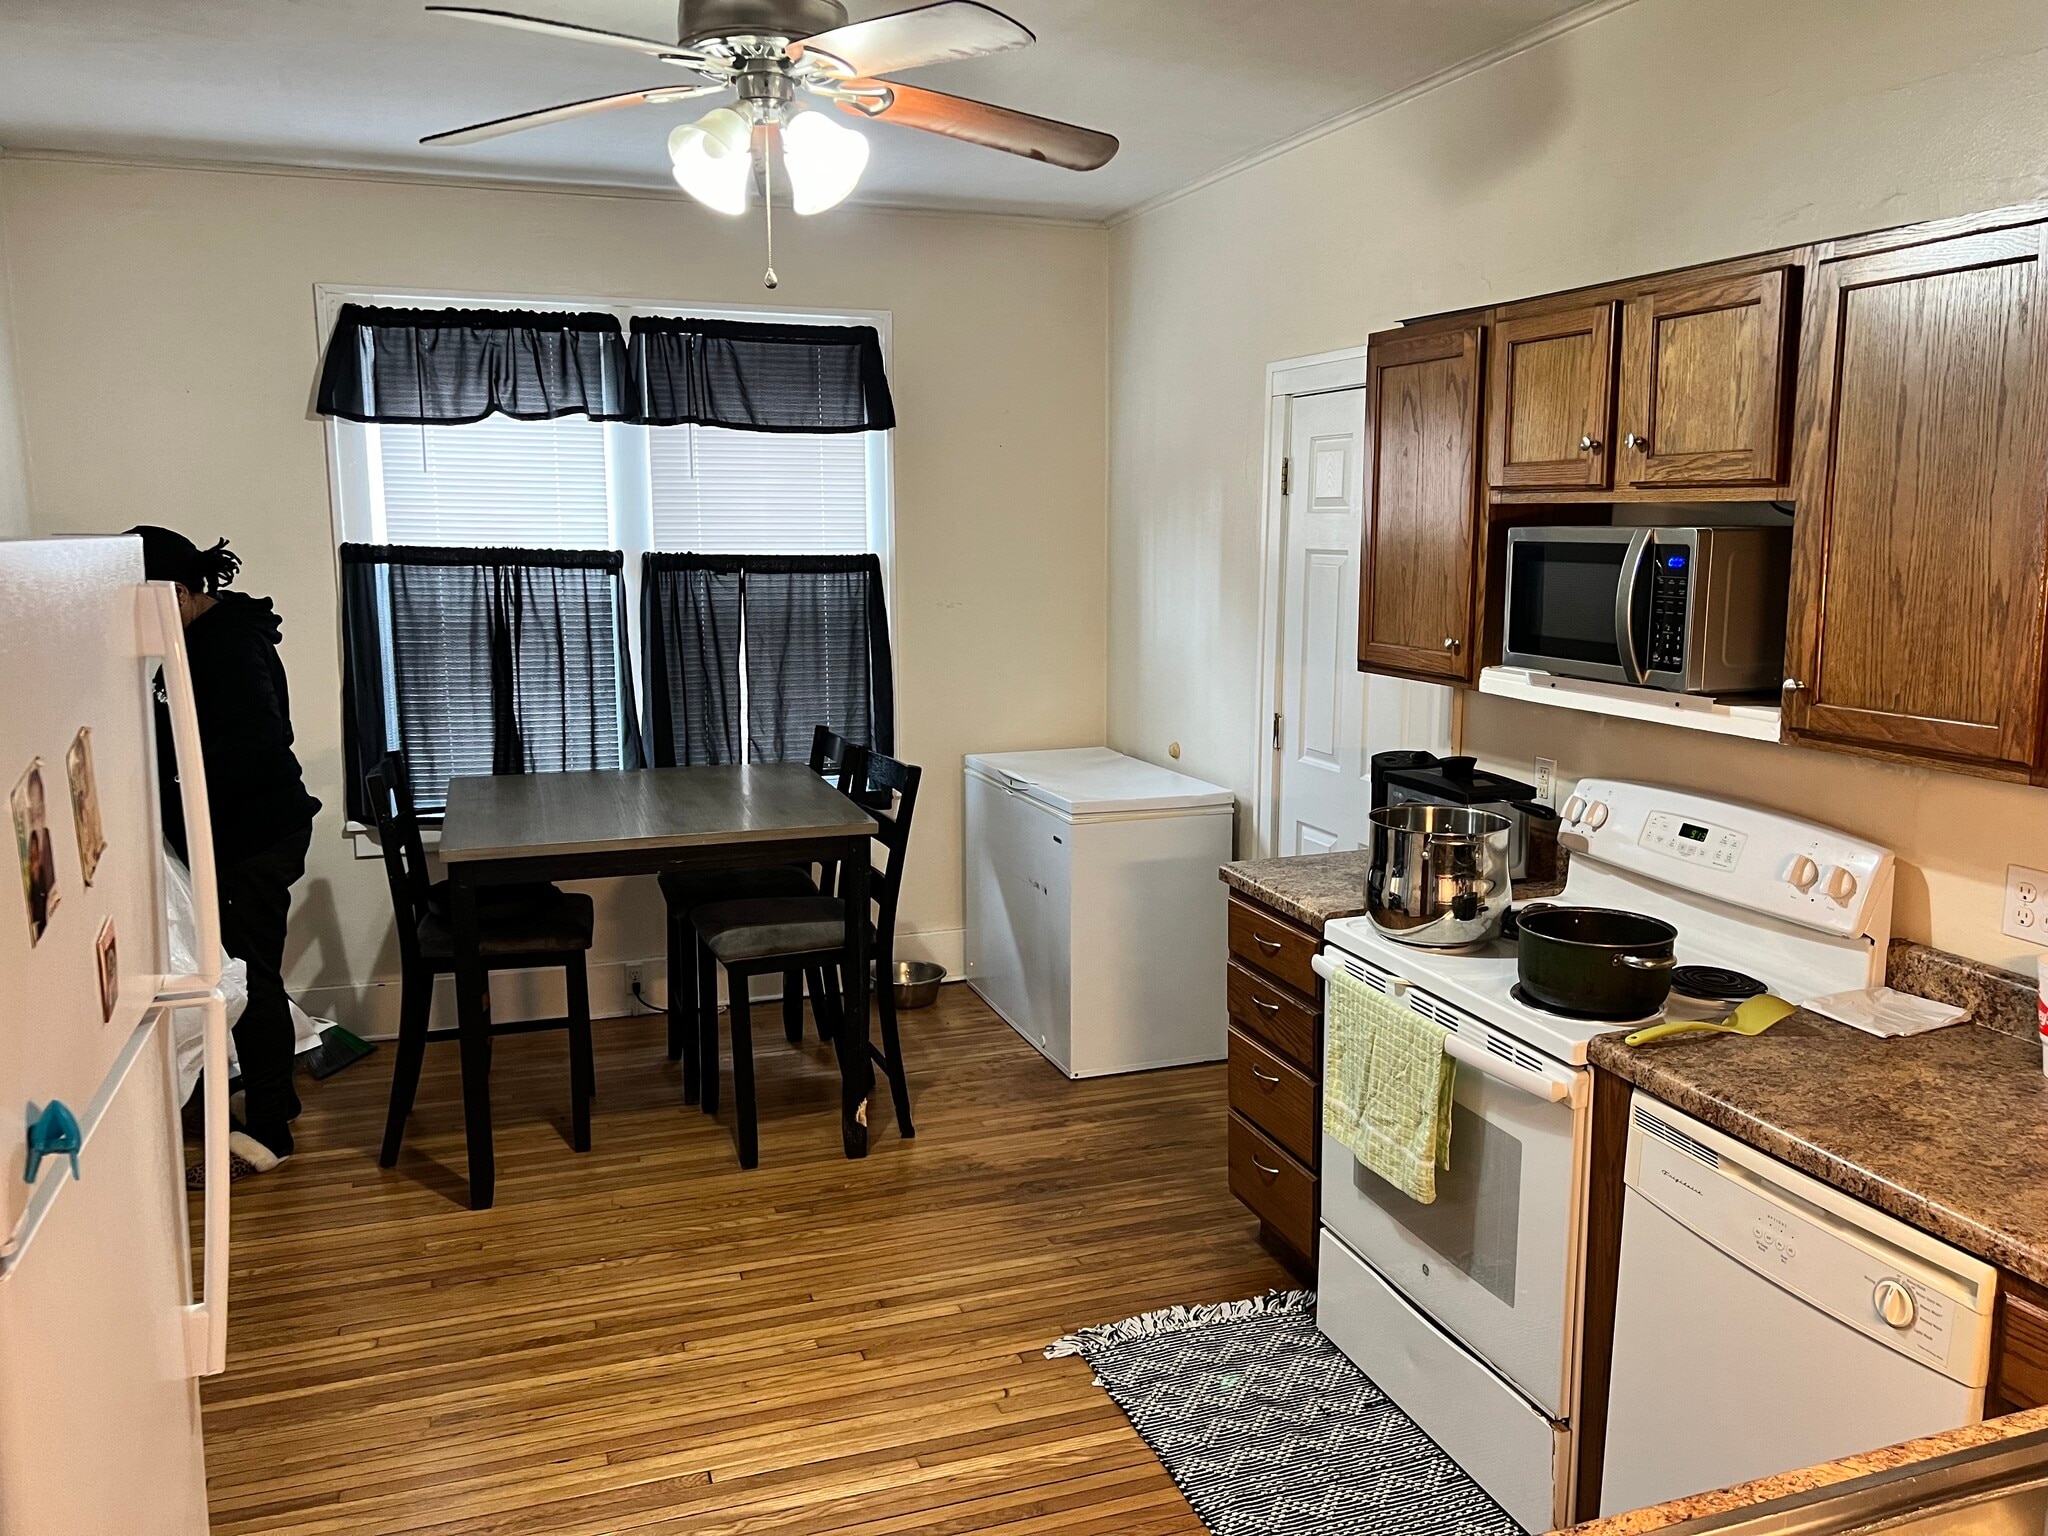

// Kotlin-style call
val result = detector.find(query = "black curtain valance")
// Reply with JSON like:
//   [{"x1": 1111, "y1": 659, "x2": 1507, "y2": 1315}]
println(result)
[
  {"x1": 338, "y1": 543, "x2": 643, "y2": 818},
  {"x1": 317, "y1": 305, "x2": 632, "y2": 425},
  {"x1": 628, "y1": 318, "x2": 896, "y2": 433},
  {"x1": 642, "y1": 552, "x2": 895, "y2": 768}
]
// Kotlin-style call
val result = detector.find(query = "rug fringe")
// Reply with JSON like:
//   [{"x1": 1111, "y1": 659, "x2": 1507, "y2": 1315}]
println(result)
[{"x1": 1044, "y1": 1288, "x2": 1316, "y2": 1360}]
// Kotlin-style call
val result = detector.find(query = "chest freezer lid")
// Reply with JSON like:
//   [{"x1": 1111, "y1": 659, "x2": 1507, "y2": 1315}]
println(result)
[{"x1": 965, "y1": 748, "x2": 1234, "y2": 816}]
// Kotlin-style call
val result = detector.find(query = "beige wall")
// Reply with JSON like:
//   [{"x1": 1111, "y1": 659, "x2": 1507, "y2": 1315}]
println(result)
[
  {"x1": 1, "y1": 156, "x2": 1109, "y2": 1025},
  {"x1": 1107, "y1": 0, "x2": 2048, "y2": 969},
  {"x1": 0, "y1": 197, "x2": 28, "y2": 538}
]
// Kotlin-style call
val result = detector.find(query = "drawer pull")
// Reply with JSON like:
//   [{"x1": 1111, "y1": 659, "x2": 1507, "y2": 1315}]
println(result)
[
  {"x1": 1251, "y1": 995, "x2": 1281, "y2": 1016},
  {"x1": 1251, "y1": 1156, "x2": 1281, "y2": 1179},
  {"x1": 1251, "y1": 1065, "x2": 1281, "y2": 1087},
  {"x1": 1252, "y1": 934, "x2": 1283, "y2": 955}
]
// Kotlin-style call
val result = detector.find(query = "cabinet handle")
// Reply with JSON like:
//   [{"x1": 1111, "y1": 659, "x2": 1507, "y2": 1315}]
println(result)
[
  {"x1": 1252, "y1": 934, "x2": 1283, "y2": 955},
  {"x1": 1251, "y1": 1065, "x2": 1281, "y2": 1087},
  {"x1": 1624, "y1": 432, "x2": 1650, "y2": 451},
  {"x1": 1252, "y1": 995, "x2": 1280, "y2": 1016},
  {"x1": 1252, "y1": 1155, "x2": 1282, "y2": 1179},
  {"x1": 1442, "y1": 637, "x2": 1461, "y2": 651},
  {"x1": 1580, "y1": 435, "x2": 1601, "y2": 452},
  {"x1": 1782, "y1": 679, "x2": 1807, "y2": 694}
]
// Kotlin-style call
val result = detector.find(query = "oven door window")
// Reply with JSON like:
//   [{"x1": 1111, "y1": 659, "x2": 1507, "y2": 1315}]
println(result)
[
  {"x1": 1356, "y1": 1100, "x2": 1521, "y2": 1305},
  {"x1": 1508, "y1": 540, "x2": 1627, "y2": 668}
]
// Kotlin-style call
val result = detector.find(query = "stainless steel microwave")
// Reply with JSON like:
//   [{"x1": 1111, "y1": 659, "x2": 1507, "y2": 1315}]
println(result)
[{"x1": 1501, "y1": 525, "x2": 1792, "y2": 693}]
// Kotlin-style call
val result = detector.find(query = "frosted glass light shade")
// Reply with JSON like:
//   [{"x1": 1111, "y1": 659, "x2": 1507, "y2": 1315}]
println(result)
[
  {"x1": 669, "y1": 108, "x2": 754, "y2": 216},
  {"x1": 782, "y1": 110, "x2": 870, "y2": 215}
]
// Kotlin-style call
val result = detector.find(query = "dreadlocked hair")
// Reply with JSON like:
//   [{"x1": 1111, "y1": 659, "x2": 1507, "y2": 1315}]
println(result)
[{"x1": 193, "y1": 538, "x2": 241, "y2": 593}]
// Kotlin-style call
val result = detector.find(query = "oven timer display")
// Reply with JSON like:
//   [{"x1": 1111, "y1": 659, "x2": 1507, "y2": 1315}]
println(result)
[{"x1": 1640, "y1": 811, "x2": 1747, "y2": 871}]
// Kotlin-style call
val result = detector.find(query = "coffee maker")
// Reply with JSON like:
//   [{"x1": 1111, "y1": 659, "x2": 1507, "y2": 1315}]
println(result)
[{"x1": 1369, "y1": 751, "x2": 1560, "y2": 883}]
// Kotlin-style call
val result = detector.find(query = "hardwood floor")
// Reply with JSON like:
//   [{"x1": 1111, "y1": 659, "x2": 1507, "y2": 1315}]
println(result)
[{"x1": 201, "y1": 985, "x2": 1291, "y2": 1534}]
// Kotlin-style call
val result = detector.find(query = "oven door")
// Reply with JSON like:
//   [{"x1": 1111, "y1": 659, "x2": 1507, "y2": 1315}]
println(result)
[
  {"x1": 1318, "y1": 977, "x2": 1591, "y2": 1417},
  {"x1": 1503, "y1": 526, "x2": 1655, "y2": 686}
]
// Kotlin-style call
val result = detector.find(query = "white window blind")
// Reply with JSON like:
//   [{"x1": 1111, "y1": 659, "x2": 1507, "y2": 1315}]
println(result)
[
  {"x1": 373, "y1": 416, "x2": 611, "y2": 548},
  {"x1": 648, "y1": 424, "x2": 868, "y2": 553}
]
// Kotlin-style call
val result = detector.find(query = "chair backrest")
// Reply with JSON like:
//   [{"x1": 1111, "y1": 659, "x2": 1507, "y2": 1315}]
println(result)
[
  {"x1": 365, "y1": 752, "x2": 432, "y2": 962},
  {"x1": 808, "y1": 724, "x2": 861, "y2": 794},
  {"x1": 857, "y1": 751, "x2": 921, "y2": 935}
]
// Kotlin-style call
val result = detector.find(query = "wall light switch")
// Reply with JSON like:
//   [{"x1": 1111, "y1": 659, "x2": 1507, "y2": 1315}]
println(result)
[{"x1": 2003, "y1": 864, "x2": 2048, "y2": 946}]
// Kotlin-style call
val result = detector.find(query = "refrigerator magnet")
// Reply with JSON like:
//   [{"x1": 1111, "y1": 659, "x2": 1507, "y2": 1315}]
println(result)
[
  {"x1": 12, "y1": 758, "x2": 60, "y2": 946},
  {"x1": 67, "y1": 727, "x2": 107, "y2": 887},
  {"x1": 94, "y1": 917, "x2": 118, "y2": 1023}
]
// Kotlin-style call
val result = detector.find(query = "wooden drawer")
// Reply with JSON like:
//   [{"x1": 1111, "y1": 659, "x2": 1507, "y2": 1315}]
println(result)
[
  {"x1": 1228, "y1": 896, "x2": 1321, "y2": 1000},
  {"x1": 1228, "y1": 1027, "x2": 1319, "y2": 1169},
  {"x1": 1995, "y1": 1283, "x2": 2048, "y2": 1410},
  {"x1": 1228, "y1": 961, "x2": 1319, "y2": 1072},
  {"x1": 1228, "y1": 1113, "x2": 1317, "y2": 1260}
]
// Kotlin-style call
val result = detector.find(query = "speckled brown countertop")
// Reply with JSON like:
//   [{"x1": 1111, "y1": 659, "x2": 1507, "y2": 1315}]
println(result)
[
  {"x1": 1556, "y1": 1405, "x2": 2048, "y2": 1535},
  {"x1": 1590, "y1": 1007, "x2": 2048, "y2": 1287},
  {"x1": 1221, "y1": 851, "x2": 1568, "y2": 933}
]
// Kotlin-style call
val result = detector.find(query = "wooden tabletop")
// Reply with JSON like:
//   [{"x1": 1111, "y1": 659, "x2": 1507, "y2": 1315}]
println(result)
[{"x1": 438, "y1": 764, "x2": 875, "y2": 865}]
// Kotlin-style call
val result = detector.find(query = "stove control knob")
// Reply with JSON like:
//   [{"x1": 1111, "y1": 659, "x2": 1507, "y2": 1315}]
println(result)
[
  {"x1": 1563, "y1": 795, "x2": 1587, "y2": 826},
  {"x1": 1583, "y1": 801, "x2": 1610, "y2": 830},
  {"x1": 1786, "y1": 855, "x2": 1820, "y2": 891},
  {"x1": 1873, "y1": 1278, "x2": 1917, "y2": 1331},
  {"x1": 1823, "y1": 865, "x2": 1859, "y2": 903}
]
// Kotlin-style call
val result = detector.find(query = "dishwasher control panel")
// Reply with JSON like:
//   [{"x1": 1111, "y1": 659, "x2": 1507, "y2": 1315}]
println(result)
[{"x1": 1626, "y1": 1102, "x2": 1993, "y2": 1383}]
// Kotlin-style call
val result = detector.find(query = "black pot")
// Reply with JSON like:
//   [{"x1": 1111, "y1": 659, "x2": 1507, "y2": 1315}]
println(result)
[{"x1": 1515, "y1": 905, "x2": 1678, "y2": 1019}]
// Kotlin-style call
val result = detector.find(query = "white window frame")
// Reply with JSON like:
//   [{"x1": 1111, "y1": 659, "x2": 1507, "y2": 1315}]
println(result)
[{"x1": 315, "y1": 283, "x2": 896, "y2": 848}]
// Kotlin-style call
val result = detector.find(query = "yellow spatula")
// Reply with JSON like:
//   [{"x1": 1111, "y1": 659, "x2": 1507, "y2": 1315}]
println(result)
[{"x1": 1625, "y1": 994, "x2": 1796, "y2": 1047}]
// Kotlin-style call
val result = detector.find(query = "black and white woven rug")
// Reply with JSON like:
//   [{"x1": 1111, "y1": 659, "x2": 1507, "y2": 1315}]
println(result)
[{"x1": 1046, "y1": 1290, "x2": 1524, "y2": 1536}]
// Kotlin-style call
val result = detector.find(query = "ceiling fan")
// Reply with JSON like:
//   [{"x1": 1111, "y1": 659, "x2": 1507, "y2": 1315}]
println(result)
[{"x1": 423, "y1": 0, "x2": 1118, "y2": 281}]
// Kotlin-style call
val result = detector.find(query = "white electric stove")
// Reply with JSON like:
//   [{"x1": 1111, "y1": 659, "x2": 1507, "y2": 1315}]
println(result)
[{"x1": 1314, "y1": 779, "x2": 1897, "y2": 1532}]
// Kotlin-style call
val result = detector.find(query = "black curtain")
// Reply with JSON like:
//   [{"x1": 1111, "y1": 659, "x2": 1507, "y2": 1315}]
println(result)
[
  {"x1": 641, "y1": 553, "x2": 894, "y2": 769},
  {"x1": 629, "y1": 318, "x2": 895, "y2": 433},
  {"x1": 340, "y1": 545, "x2": 643, "y2": 818},
  {"x1": 317, "y1": 305, "x2": 631, "y2": 425}
]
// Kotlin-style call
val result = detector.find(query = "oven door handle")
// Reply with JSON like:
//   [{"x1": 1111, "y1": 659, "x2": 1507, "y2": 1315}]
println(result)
[
  {"x1": 1612, "y1": 527, "x2": 1653, "y2": 686},
  {"x1": 1441, "y1": 1031, "x2": 1576, "y2": 1104}
]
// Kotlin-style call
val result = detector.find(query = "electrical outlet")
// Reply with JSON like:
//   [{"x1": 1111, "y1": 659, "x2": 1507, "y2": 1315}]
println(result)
[
  {"x1": 626, "y1": 965, "x2": 644, "y2": 993},
  {"x1": 2003, "y1": 865, "x2": 2048, "y2": 945},
  {"x1": 1533, "y1": 758, "x2": 1557, "y2": 809}
]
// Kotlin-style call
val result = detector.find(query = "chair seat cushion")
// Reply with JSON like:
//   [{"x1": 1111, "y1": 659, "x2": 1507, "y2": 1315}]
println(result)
[
  {"x1": 693, "y1": 896, "x2": 855, "y2": 966},
  {"x1": 658, "y1": 864, "x2": 819, "y2": 910},
  {"x1": 418, "y1": 891, "x2": 595, "y2": 961},
  {"x1": 426, "y1": 879, "x2": 565, "y2": 923}
]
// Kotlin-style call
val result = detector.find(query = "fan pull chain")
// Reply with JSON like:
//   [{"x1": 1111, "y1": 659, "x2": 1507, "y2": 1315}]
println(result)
[{"x1": 762, "y1": 144, "x2": 779, "y2": 291}]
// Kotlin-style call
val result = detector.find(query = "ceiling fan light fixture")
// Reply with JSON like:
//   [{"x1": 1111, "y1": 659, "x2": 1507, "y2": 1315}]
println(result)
[
  {"x1": 668, "y1": 106, "x2": 755, "y2": 215},
  {"x1": 781, "y1": 108, "x2": 870, "y2": 215}
]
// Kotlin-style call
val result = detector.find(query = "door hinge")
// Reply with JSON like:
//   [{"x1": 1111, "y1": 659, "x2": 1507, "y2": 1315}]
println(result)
[
  {"x1": 1272, "y1": 711, "x2": 1283, "y2": 749},
  {"x1": 1280, "y1": 457, "x2": 1292, "y2": 497}
]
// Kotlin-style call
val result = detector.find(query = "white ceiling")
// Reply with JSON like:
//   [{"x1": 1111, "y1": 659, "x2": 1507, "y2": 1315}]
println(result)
[{"x1": 0, "y1": 0, "x2": 1597, "y2": 221}]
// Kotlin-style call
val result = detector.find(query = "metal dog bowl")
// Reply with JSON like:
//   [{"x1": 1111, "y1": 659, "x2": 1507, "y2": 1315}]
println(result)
[{"x1": 885, "y1": 960, "x2": 946, "y2": 1009}]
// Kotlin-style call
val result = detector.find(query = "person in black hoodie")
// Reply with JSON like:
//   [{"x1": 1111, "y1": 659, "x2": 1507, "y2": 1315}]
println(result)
[{"x1": 130, "y1": 527, "x2": 321, "y2": 1182}]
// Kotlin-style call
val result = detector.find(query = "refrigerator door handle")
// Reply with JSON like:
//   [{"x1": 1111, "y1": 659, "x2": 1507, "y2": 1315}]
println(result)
[
  {"x1": 181, "y1": 991, "x2": 231, "y2": 1378},
  {"x1": 137, "y1": 583, "x2": 221, "y2": 998}
]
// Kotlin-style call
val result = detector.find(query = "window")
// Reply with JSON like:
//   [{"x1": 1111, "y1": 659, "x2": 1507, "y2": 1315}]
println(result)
[
  {"x1": 370, "y1": 418, "x2": 611, "y2": 549},
  {"x1": 649, "y1": 426, "x2": 870, "y2": 554}
]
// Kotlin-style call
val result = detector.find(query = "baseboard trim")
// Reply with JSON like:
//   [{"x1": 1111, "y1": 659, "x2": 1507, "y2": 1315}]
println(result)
[{"x1": 298, "y1": 927, "x2": 967, "y2": 1041}]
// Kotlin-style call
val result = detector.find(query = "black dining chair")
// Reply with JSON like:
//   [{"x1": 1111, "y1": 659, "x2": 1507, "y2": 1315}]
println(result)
[
  {"x1": 657, "y1": 726, "x2": 863, "y2": 1100},
  {"x1": 366, "y1": 752, "x2": 598, "y2": 1167},
  {"x1": 691, "y1": 749, "x2": 920, "y2": 1169}
]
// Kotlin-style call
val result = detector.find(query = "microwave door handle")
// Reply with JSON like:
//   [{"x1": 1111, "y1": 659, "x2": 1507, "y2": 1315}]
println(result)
[{"x1": 1613, "y1": 528, "x2": 1653, "y2": 685}]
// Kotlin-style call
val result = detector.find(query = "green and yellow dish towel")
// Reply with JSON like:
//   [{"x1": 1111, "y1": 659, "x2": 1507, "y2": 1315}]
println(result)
[{"x1": 1323, "y1": 965, "x2": 1456, "y2": 1204}]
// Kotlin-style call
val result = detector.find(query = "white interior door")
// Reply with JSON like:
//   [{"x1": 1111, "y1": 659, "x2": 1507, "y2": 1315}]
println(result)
[{"x1": 1273, "y1": 389, "x2": 1455, "y2": 856}]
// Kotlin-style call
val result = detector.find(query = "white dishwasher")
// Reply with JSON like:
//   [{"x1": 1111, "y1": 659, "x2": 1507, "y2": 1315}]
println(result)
[{"x1": 1601, "y1": 1098, "x2": 1997, "y2": 1517}]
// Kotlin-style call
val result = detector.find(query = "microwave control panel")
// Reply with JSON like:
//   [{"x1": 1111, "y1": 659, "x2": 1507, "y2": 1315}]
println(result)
[{"x1": 1646, "y1": 548, "x2": 1691, "y2": 673}]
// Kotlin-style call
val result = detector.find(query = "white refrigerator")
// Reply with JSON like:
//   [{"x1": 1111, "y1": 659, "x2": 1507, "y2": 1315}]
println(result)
[{"x1": 0, "y1": 536, "x2": 231, "y2": 1534}]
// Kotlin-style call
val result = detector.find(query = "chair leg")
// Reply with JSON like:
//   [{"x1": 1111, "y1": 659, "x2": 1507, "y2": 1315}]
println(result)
[
  {"x1": 665, "y1": 900, "x2": 686, "y2": 1064},
  {"x1": 816, "y1": 964, "x2": 845, "y2": 1040},
  {"x1": 808, "y1": 966, "x2": 836, "y2": 1042},
  {"x1": 729, "y1": 971, "x2": 759, "y2": 1170},
  {"x1": 872, "y1": 943, "x2": 915, "y2": 1140},
  {"x1": 378, "y1": 964, "x2": 433, "y2": 1168},
  {"x1": 782, "y1": 970, "x2": 805, "y2": 1044},
  {"x1": 567, "y1": 952, "x2": 593, "y2": 1154},
  {"x1": 697, "y1": 935, "x2": 720, "y2": 1117}
]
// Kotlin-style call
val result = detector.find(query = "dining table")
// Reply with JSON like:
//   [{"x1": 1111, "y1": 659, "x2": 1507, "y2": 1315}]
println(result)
[{"x1": 437, "y1": 762, "x2": 879, "y2": 1210}]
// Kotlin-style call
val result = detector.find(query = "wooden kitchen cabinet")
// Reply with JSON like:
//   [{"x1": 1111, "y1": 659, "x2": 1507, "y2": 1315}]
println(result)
[
  {"x1": 1487, "y1": 301, "x2": 1619, "y2": 490},
  {"x1": 1618, "y1": 267, "x2": 1795, "y2": 488},
  {"x1": 1357, "y1": 322, "x2": 1486, "y2": 682},
  {"x1": 1782, "y1": 216, "x2": 2048, "y2": 777},
  {"x1": 1224, "y1": 892, "x2": 1322, "y2": 1277}
]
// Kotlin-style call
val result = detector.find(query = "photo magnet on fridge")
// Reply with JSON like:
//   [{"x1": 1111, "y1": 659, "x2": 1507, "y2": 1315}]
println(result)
[
  {"x1": 95, "y1": 917, "x2": 118, "y2": 1024},
  {"x1": 67, "y1": 727, "x2": 107, "y2": 887},
  {"x1": 12, "y1": 758, "x2": 60, "y2": 946}
]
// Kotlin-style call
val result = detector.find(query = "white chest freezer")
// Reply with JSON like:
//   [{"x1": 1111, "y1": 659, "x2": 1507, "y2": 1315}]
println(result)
[{"x1": 963, "y1": 748, "x2": 1234, "y2": 1077}]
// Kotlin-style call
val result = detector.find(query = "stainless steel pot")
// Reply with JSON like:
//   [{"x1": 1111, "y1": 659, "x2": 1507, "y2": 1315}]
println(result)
[{"x1": 1367, "y1": 804, "x2": 1513, "y2": 949}]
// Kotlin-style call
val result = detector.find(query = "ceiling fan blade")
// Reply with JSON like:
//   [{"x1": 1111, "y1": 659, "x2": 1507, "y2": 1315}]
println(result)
[
  {"x1": 838, "y1": 81, "x2": 1117, "y2": 171},
  {"x1": 424, "y1": 7, "x2": 700, "y2": 61},
  {"x1": 422, "y1": 84, "x2": 722, "y2": 146},
  {"x1": 793, "y1": 1, "x2": 1032, "y2": 78}
]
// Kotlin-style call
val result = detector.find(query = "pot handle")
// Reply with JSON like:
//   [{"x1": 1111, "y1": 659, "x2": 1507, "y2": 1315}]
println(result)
[{"x1": 1618, "y1": 953, "x2": 1676, "y2": 972}]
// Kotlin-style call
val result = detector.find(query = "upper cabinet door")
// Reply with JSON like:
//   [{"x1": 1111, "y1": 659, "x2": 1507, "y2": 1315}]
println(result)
[
  {"x1": 1487, "y1": 302, "x2": 1618, "y2": 490},
  {"x1": 1784, "y1": 223, "x2": 2048, "y2": 773},
  {"x1": 1619, "y1": 268, "x2": 1794, "y2": 488},
  {"x1": 1359, "y1": 323, "x2": 1485, "y2": 683}
]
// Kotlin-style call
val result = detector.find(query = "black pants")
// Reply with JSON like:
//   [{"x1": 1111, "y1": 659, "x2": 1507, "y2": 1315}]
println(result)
[{"x1": 218, "y1": 825, "x2": 312, "y2": 1157}]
